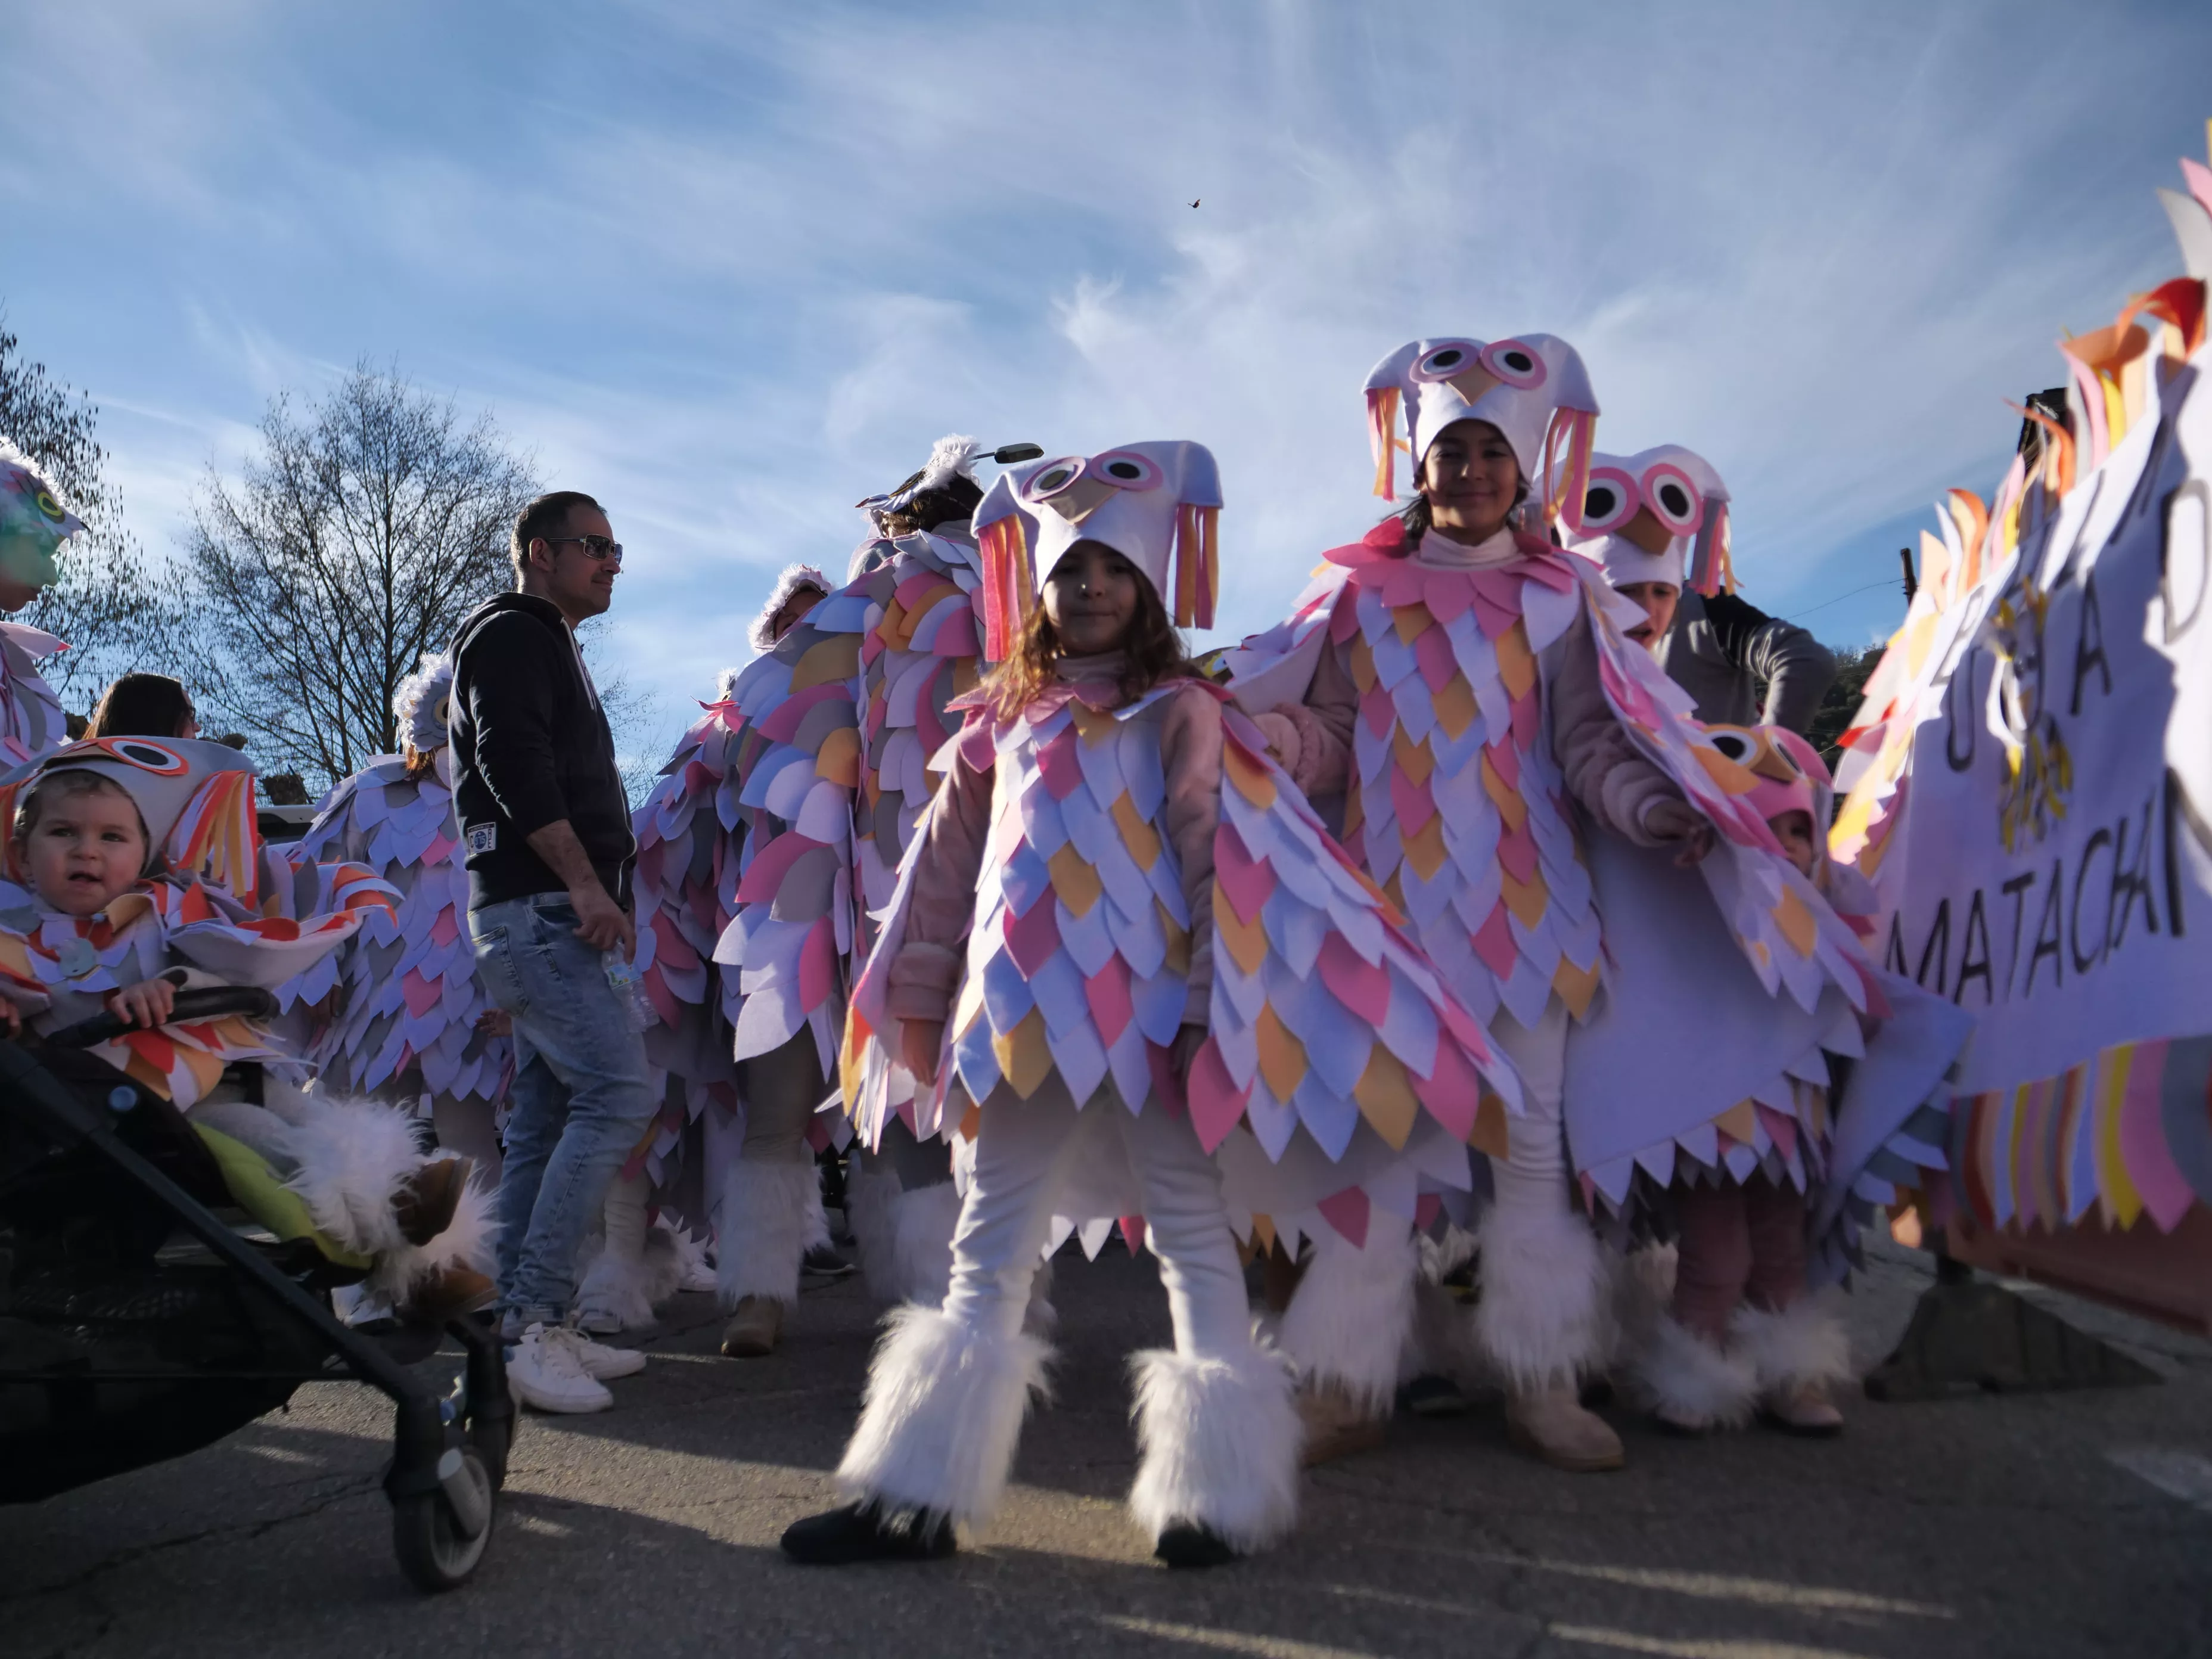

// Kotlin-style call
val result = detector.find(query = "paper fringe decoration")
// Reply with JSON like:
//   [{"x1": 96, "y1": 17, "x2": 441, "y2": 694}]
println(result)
[
  {"x1": 1539, "y1": 406, "x2": 1597, "y2": 533},
  {"x1": 978, "y1": 513, "x2": 1033, "y2": 662},
  {"x1": 1366, "y1": 386, "x2": 1407, "y2": 501},
  {"x1": 1688, "y1": 499, "x2": 1736, "y2": 597},
  {"x1": 1173, "y1": 504, "x2": 1219, "y2": 630}
]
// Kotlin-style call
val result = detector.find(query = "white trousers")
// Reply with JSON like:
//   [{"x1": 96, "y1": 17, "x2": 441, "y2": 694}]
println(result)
[
  {"x1": 1475, "y1": 997, "x2": 1612, "y2": 1390},
  {"x1": 835, "y1": 1091, "x2": 1301, "y2": 1550}
]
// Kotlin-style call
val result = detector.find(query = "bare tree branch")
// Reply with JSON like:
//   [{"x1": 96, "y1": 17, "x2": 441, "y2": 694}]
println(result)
[{"x1": 175, "y1": 362, "x2": 539, "y2": 789}]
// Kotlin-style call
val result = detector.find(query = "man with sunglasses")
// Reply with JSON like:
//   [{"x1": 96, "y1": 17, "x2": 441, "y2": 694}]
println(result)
[{"x1": 449, "y1": 490, "x2": 652, "y2": 1413}]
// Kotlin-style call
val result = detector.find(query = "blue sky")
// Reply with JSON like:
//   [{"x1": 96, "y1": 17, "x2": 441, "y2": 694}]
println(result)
[{"x1": 4, "y1": 1, "x2": 2207, "y2": 763}]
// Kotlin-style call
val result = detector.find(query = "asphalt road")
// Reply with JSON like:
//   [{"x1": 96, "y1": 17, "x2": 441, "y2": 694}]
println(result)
[{"x1": 7, "y1": 1241, "x2": 2210, "y2": 1659}]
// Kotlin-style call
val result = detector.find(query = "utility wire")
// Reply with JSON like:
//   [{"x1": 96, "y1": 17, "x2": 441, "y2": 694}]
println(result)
[{"x1": 1786, "y1": 579, "x2": 1899, "y2": 622}]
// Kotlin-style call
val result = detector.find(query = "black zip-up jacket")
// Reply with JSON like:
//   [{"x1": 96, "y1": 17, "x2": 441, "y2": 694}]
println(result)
[{"x1": 449, "y1": 592, "x2": 635, "y2": 912}]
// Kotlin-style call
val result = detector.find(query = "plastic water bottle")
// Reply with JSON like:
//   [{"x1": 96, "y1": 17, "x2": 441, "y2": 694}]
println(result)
[{"x1": 603, "y1": 952, "x2": 653, "y2": 1033}]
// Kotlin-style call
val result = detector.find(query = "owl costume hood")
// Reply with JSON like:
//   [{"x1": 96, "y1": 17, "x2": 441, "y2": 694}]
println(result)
[
  {"x1": 747, "y1": 564, "x2": 832, "y2": 654},
  {"x1": 393, "y1": 652, "x2": 455, "y2": 759},
  {"x1": 973, "y1": 440, "x2": 1220, "y2": 660},
  {"x1": 1561, "y1": 445, "x2": 1735, "y2": 597},
  {"x1": 1363, "y1": 334, "x2": 1599, "y2": 528},
  {"x1": 0, "y1": 440, "x2": 81, "y2": 599}
]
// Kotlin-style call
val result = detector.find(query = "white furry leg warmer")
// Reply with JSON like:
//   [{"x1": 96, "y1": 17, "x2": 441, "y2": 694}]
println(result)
[
  {"x1": 1127, "y1": 1345, "x2": 1301, "y2": 1554},
  {"x1": 575, "y1": 1173, "x2": 681, "y2": 1330},
  {"x1": 715, "y1": 1155, "x2": 830, "y2": 1309},
  {"x1": 1632, "y1": 1312, "x2": 1759, "y2": 1428},
  {"x1": 835, "y1": 1304, "x2": 1052, "y2": 1527},
  {"x1": 1473, "y1": 1199, "x2": 1614, "y2": 1393},
  {"x1": 278, "y1": 1095, "x2": 424, "y2": 1259},
  {"x1": 1277, "y1": 1225, "x2": 1417, "y2": 1414},
  {"x1": 1732, "y1": 1291, "x2": 1853, "y2": 1394}
]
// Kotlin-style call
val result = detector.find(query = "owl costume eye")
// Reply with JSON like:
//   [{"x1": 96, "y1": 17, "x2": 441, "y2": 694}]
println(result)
[
  {"x1": 1705, "y1": 729, "x2": 1755, "y2": 765},
  {"x1": 1641, "y1": 461, "x2": 1704, "y2": 535},
  {"x1": 1579, "y1": 466, "x2": 1641, "y2": 534},
  {"x1": 35, "y1": 491, "x2": 66, "y2": 524},
  {"x1": 1091, "y1": 451, "x2": 1164, "y2": 490},
  {"x1": 1024, "y1": 458, "x2": 1088, "y2": 501},
  {"x1": 1478, "y1": 338, "x2": 1548, "y2": 389},
  {"x1": 1409, "y1": 340, "x2": 1484, "y2": 383},
  {"x1": 94, "y1": 738, "x2": 192, "y2": 776}
]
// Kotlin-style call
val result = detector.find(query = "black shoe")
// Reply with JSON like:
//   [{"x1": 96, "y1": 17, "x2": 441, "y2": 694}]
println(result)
[
  {"x1": 1154, "y1": 1522, "x2": 1239, "y2": 1570},
  {"x1": 1400, "y1": 1373, "x2": 1470, "y2": 1419},
  {"x1": 781, "y1": 1502, "x2": 956, "y2": 1564},
  {"x1": 801, "y1": 1244, "x2": 858, "y2": 1281}
]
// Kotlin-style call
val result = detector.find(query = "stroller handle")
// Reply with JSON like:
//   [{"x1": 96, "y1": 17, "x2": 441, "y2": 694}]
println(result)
[{"x1": 42, "y1": 986, "x2": 281, "y2": 1050}]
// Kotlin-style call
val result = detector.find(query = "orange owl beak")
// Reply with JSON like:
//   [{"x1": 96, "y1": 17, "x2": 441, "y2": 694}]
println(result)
[
  {"x1": 1444, "y1": 366, "x2": 1500, "y2": 405},
  {"x1": 1043, "y1": 474, "x2": 1118, "y2": 525},
  {"x1": 1618, "y1": 507, "x2": 1675, "y2": 557}
]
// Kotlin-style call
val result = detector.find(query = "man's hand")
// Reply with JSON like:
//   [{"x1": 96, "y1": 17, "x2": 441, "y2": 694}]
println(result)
[
  {"x1": 901, "y1": 1018, "x2": 945, "y2": 1086},
  {"x1": 1169, "y1": 1023, "x2": 1206, "y2": 1085},
  {"x1": 1644, "y1": 797, "x2": 1718, "y2": 867},
  {"x1": 107, "y1": 977, "x2": 178, "y2": 1030},
  {"x1": 567, "y1": 880, "x2": 635, "y2": 954}
]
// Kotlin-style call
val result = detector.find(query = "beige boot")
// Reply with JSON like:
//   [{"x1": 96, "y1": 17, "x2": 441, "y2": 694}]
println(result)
[
  {"x1": 720, "y1": 1295, "x2": 784, "y2": 1358},
  {"x1": 1506, "y1": 1384, "x2": 1624, "y2": 1472},
  {"x1": 1760, "y1": 1378, "x2": 1844, "y2": 1437},
  {"x1": 1295, "y1": 1382, "x2": 1388, "y2": 1467}
]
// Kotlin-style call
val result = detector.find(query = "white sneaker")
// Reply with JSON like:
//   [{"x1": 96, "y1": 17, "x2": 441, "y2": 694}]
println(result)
[
  {"x1": 507, "y1": 1323, "x2": 614, "y2": 1414},
  {"x1": 570, "y1": 1326, "x2": 648, "y2": 1380}
]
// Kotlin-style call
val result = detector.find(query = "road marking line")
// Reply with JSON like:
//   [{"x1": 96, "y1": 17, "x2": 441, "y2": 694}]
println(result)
[
  {"x1": 1096, "y1": 1614, "x2": 1386, "y2": 1658},
  {"x1": 1391, "y1": 1547, "x2": 1953, "y2": 1618},
  {"x1": 2107, "y1": 1446, "x2": 2212, "y2": 1512},
  {"x1": 1550, "y1": 1626, "x2": 1878, "y2": 1659}
]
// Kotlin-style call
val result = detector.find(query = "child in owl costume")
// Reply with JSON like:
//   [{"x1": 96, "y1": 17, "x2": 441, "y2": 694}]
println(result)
[
  {"x1": 1565, "y1": 457, "x2": 1969, "y2": 1431},
  {"x1": 300, "y1": 654, "x2": 512, "y2": 1173},
  {"x1": 0, "y1": 735, "x2": 496, "y2": 1315},
  {"x1": 0, "y1": 442, "x2": 85, "y2": 765},
  {"x1": 782, "y1": 439, "x2": 1518, "y2": 1568},
  {"x1": 1226, "y1": 336, "x2": 1907, "y2": 1472}
]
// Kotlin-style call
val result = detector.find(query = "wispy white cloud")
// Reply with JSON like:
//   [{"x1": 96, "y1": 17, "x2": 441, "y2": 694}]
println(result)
[{"x1": 3, "y1": 0, "x2": 2207, "y2": 758}]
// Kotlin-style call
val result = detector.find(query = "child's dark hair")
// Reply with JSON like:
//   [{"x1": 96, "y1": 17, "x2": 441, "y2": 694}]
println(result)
[
  {"x1": 11, "y1": 769, "x2": 148, "y2": 849},
  {"x1": 887, "y1": 470, "x2": 984, "y2": 533},
  {"x1": 984, "y1": 560, "x2": 1197, "y2": 719},
  {"x1": 86, "y1": 673, "x2": 195, "y2": 740}
]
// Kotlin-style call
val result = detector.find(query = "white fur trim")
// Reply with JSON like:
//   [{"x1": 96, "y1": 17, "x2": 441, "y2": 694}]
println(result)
[
  {"x1": 714, "y1": 1155, "x2": 831, "y2": 1307},
  {"x1": 890, "y1": 1179, "x2": 960, "y2": 1308},
  {"x1": 836, "y1": 1304, "x2": 1052, "y2": 1526},
  {"x1": 575, "y1": 1228, "x2": 682, "y2": 1331},
  {"x1": 392, "y1": 651, "x2": 454, "y2": 754},
  {"x1": 748, "y1": 564, "x2": 831, "y2": 653},
  {"x1": 1473, "y1": 1200, "x2": 1613, "y2": 1391},
  {"x1": 1632, "y1": 1312, "x2": 1758, "y2": 1428},
  {"x1": 368, "y1": 1163, "x2": 498, "y2": 1303},
  {"x1": 1277, "y1": 1226, "x2": 1416, "y2": 1414},
  {"x1": 1127, "y1": 1345, "x2": 1301, "y2": 1553},
  {"x1": 281, "y1": 1096, "x2": 423, "y2": 1259},
  {"x1": 1732, "y1": 1291, "x2": 1854, "y2": 1391},
  {"x1": 1023, "y1": 1256, "x2": 1058, "y2": 1339}
]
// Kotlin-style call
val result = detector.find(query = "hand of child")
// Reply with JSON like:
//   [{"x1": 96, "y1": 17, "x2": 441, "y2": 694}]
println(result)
[
  {"x1": 476, "y1": 1008, "x2": 514, "y2": 1038},
  {"x1": 1644, "y1": 797, "x2": 1717, "y2": 866},
  {"x1": 901, "y1": 1018, "x2": 946, "y2": 1086},
  {"x1": 1169, "y1": 1023, "x2": 1206, "y2": 1085},
  {"x1": 107, "y1": 977, "x2": 178, "y2": 1030},
  {"x1": 1253, "y1": 710, "x2": 1300, "y2": 773},
  {"x1": 0, "y1": 999, "x2": 20, "y2": 1040}
]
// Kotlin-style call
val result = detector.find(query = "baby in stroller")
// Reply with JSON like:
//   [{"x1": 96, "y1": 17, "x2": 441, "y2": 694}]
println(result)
[{"x1": 0, "y1": 735, "x2": 495, "y2": 1318}]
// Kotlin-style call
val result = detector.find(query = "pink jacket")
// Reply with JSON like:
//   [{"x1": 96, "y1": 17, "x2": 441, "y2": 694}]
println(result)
[{"x1": 885, "y1": 654, "x2": 1221, "y2": 1033}]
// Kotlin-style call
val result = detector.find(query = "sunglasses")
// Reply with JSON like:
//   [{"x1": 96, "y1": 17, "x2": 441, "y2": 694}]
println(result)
[{"x1": 545, "y1": 534, "x2": 625, "y2": 566}]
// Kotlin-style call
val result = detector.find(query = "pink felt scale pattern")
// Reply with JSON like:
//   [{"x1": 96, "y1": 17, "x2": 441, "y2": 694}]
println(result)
[
  {"x1": 844, "y1": 674, "x2": 1523, "y2": 1248},
  {"x1": 296, "y1": 756, "x2": 512, "y2": 1113},
  {"x1": 1234, "y1": 521, "x2": 1887, "y2": 1210},
  {"x1": 0, "y1": 623, "x2": 67, "y2": 767},
  {"x1": 630, "y1": 693, "x2": 748, "y2": 1177}
]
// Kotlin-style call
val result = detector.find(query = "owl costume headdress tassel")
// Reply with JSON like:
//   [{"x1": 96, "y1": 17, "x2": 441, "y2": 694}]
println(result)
[{"x1": 972, "y1": 441, "x2": 1220, "y2": 660}]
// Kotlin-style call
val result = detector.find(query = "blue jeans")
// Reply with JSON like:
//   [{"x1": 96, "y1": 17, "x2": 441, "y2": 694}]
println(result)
[{"x1": 468, "y1": 893, "x2": 655, "y2": 1327}]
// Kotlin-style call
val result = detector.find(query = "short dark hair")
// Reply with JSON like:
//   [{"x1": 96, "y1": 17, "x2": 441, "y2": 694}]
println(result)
[
  {"x1": 87, "y1": 673, "x2": 195, "y2": 740},
  {"x1": 511, "y1": 491, "x2": 604, "y2": 582}
]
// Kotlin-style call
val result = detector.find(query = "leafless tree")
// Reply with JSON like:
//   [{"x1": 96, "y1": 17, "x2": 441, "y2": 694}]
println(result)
[
  {"x1": 179, "y1": 362, "x2": 539, "y2": 790},
  {"x1": 0, "y1": 322, "x2": 169, "y2": 709}
]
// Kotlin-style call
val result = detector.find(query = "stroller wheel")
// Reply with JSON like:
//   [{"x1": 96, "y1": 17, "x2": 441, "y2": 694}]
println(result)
[{"x1": 392, "y1": 1444, "x2": 495, "y2": 1592}]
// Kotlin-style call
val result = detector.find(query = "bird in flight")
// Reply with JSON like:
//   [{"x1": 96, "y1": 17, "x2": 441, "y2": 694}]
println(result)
[{"x1": 1189, "y1": 198, "x2": 1200, "y2": 209}]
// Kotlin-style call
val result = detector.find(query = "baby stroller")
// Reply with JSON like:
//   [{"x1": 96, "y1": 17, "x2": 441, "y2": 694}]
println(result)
[{"x1": 0, "y1": 986, "x2": 512, "y2": 1592}]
